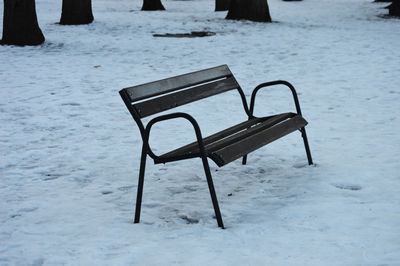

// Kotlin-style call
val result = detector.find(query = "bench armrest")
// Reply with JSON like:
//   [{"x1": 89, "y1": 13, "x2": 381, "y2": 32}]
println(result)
[
  {"x1": 144, "y1": 112, "x2": 207, "y2": 160},
  {"x1": 250, "y1": 80, "x2": 303, "y2": 117}
]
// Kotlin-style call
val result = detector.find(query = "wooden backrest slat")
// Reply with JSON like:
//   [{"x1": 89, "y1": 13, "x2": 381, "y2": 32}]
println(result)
[
  {"x1": 124, "y1": 65, "x2": 232, "y2": 102},
  {"x1": 134, "y1": 76, "x2": 238, "y2": 118}
]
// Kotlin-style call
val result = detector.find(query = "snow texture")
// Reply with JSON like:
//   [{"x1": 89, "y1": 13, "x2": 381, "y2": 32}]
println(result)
[{"x1": 1, "y1": 0, "x2": 400, "y2": 265}]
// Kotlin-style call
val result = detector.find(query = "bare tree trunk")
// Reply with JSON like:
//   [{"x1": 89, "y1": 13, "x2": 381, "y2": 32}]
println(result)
[
  {"x1": 389, "y1": 0, "x2": 400, "y2": 16},
  {"x1": 60, "y1": 0, "x2": 94, "y2": 25},
  {"x1": 226, "y1": 0, "x2": 271, "y2": 22},
  {"x1": 1, "y1": 0, "x2": 45, "y2": 46},
  {"x1": 215, "y1": 0, "x2": 231, "y2": 11},
  {"x1": 142, "y1": 0, "x2": 165, "y2": 11}
]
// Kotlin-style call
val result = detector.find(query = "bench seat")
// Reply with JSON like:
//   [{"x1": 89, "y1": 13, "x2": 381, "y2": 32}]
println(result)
[{"x1": 156, "y1": 112, "x2": 307, "y2": 167}]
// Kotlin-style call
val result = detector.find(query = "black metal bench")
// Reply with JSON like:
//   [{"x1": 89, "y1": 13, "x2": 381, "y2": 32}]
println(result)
[{"x1": 119, "y1": 65, "x2": 313, "y2": 228}]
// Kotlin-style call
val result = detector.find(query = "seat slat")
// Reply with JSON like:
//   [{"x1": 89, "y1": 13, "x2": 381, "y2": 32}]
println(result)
[
  {"x1": 159, "y1": 113, "x2": 295, "y2": 160},
  {"x1": 124, "y1": 65, "x2": 232, "y2": 102},
  {"x1": 134, "y1": 76, "x2": 239, "y2": 118},
  {"x1": 210, "y1": 115, "x2": 307, "y2": 166},
  {"x1": 204, "y1": 113, "x2": 295, "y2": 153},
  {"x1": 159, "y1": 117, "x2": 263, "y2": 159}
]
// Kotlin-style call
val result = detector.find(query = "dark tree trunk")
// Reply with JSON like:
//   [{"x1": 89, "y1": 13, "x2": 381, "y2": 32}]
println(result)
[
  {"x1": 374, "y1": 0, "x2": 392, "y2": 2},
  {"x1": 388, "y1": 0, "x2": 400, "y2": 16},
  {"x1": 1, "y1": 0, "x2": 45, "y2": 46},
  {"x1": 215, "y1": 0, "x2": 231, "y2": 11},
  {"x1": 60, "y1": 0, "x2": 94, "y2": 25},
  {"x1": 142, "y1": 0, "x2": 165, "y2": 11},
  {"x1": 226, "y1": 0, "x2": 272, "y2": 22}
]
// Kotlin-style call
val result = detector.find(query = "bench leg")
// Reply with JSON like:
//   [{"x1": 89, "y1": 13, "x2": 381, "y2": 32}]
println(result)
[
  {"x1": 242, "y1": 155, "x2": 247, "y2": 165},
  {"x1": 300, "y1": 127, "x2": 313, "y2": 165},
  {"x1": 242, "y1": 120, "x2": 251, "y2": 165},
  {"x1": 134, "y1": 144, "x2": 147, "y2": 223},
  {"x1": 201, "y1": 156, "x2": 225, "y2": 229}
]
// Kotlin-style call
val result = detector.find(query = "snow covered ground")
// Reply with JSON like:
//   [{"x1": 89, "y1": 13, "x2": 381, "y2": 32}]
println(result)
[{"x1": 1, "y1": 0, "x2": 400, "y2": 265}]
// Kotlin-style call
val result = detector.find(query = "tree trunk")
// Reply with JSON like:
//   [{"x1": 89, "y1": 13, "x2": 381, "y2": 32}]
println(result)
[
  {"x1": 142, "y1": 0, "x2": 165, "y2": 11},
  {"x1": 215, "y1": 0, "x2": 231, "y2": 11},
  {"x1": 1, "y1": 0, "x2": 45, "y2": 46},
  {"x1": 389, "y1": 0, "x2": 400, "y2": 16},
  {"x1": 60, "y1": 0, "x2": 94, "y2": 25},
  {"x1": 226, "y1": 0, "x2": 272, "y2": 22}
]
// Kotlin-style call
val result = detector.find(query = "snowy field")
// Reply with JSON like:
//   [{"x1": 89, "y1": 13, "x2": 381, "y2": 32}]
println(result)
[{"x1": 1, "y1": 0, "x2": 400, "y2": 265}]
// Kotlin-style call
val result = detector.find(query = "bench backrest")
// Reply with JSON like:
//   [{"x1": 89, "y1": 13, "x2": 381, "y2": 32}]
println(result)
[{"x1": 120, "y1": 65, "x2": 244, "y2": 119}]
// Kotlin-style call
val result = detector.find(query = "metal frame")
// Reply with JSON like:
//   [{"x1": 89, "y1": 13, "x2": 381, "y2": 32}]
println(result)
[
  {"x1": 243, "y1": 80, "x2": 313, "y2": 165},
  {"x1": 120, "y1": 79, "x2": 313, "y2": 229}
]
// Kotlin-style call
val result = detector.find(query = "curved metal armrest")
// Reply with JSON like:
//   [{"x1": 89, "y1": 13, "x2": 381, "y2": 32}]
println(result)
[
  {"x1": 144, "y1": 112, "x2": 206, "y2": 160},
  {"x1": 250, "y1": 80, "x2": 303, "y2": 117}
]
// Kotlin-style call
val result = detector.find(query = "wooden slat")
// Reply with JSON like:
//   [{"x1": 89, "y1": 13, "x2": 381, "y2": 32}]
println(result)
[
  {"x1": 134, "y1": 77, "x2": 239, "y2": 118},
  {"x1": 210, "y1": 115, "x2": 307, "y2": 166},
  {"x1": 204, "y1": 113, "x2": 295, "y2": 153},
  {"x1": 124, "y1": 65, "x2": 232, "y2": 102},
  {"x1": 160, "y1": 113, "x2": 295, "y2": 159},
  {"x1": 160, "y1": 118, "x2": 263, "y2": 159}
]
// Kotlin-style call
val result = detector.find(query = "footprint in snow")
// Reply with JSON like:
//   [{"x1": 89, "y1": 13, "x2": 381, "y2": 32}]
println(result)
[
  {"x1": 142, "y1": 202, "x2": 161, "y2": 208},
  {"x1": 10, "y1": 207, "x2": 38, "y2": 218},
  {"x1": 118, "y1": 185, "x2": 135, "y2": 192},
  {"x1": 179, "y1": 215, "x2": 199, "y2": 224},
  {"x1": 43, "y1": 174, "x2": 62, "y2": 181},
  {"x1": 20, "y1": 207, "x2": 38, "y2": 212},
  {"x1": 61, "y1": 102, "x2": 80, "y2": 106},
  {"x1": 332, "y1": 183, "x2": 362, "y2": 191}
]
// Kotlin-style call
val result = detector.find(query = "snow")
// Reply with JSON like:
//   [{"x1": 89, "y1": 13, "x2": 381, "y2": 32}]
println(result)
[{"x1": 1, "y1": 0, "x2": 400, "y2": 265}]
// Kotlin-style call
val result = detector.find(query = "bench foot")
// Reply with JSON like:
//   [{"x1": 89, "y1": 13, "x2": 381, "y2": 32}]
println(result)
[
  {"x1": 201, "y1": 156, "x2": 225, "y2": 229},
  {"x1": 301, "y1": 127, "x2": 313, "y2": 165},
  {"x1": 134, "y1": 144, "x2": 147, "y2": 223}
]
